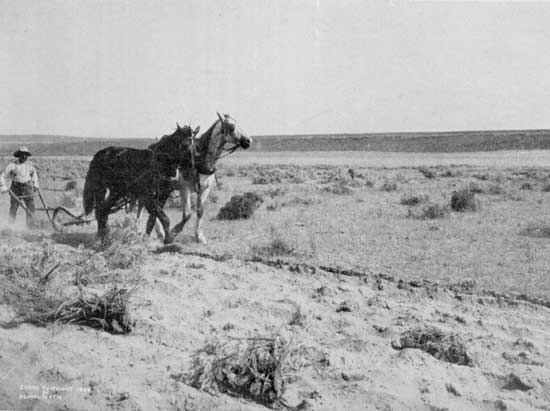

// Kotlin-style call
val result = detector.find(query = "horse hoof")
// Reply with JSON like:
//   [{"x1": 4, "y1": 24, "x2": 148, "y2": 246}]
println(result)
[
  {"x1": 164, "y1": 235, "x2": 174, "y2": 245},
  {"x1": 195, "y1": 234, "x2": 207, "y2": 245}
]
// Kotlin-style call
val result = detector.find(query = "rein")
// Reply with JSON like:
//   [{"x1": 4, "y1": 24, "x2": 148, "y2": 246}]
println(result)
[{"x1": 218, "y1": 144, "x2": 240, "y2": 160}]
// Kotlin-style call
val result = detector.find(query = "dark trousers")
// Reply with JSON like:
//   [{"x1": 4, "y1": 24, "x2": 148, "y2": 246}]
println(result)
[{"x1": 9, "y1": 181, "x2": 35, "y2": 226}]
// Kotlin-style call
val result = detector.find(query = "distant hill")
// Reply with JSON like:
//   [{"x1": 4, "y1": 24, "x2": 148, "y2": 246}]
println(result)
[
  {"x1": 0, "y1": 136, "x2": 153, "y2": 156},
  {"x1": 252, "y1": 129, "x2": 550, "y2": 152},
  {"x1": 1, "y1": 129, "x2": 550, "y2": 155}
]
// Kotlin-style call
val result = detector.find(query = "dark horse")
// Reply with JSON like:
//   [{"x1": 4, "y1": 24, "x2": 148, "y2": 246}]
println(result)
[{"x1": 82, "y1": 124, "x2": 200, "y2": 244}]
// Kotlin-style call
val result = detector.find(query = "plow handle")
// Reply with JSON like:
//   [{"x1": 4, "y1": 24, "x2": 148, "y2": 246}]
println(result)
[{"x1": 8, "y1": 189, "x2": 34, "y2": 217}]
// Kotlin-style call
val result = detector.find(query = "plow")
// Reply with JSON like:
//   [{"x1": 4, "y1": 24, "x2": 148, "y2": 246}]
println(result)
[{"x1": 8, "y1": 187, "x2": 91, "y2": 231}]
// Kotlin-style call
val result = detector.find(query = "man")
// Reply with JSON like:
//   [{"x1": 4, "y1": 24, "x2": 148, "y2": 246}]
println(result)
[{"x1": 0, "y1": 146, "x2": 39, "y2": 227}]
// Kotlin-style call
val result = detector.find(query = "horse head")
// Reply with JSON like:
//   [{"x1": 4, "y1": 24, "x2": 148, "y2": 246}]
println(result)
[{"x1": 216, "y1": 112, "x2": 251, "y2": 150}]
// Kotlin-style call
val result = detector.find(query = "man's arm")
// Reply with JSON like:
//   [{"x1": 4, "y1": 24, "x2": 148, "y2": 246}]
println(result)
[
  {"x1": 0, "y1": 164, "x2": 14, "y2": 193},
  {"x1": 30, "y1": 164, "x2": 39, "y2": 189}
]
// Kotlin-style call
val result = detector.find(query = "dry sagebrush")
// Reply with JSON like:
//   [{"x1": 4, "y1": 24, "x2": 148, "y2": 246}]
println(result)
[
  {"x1": 217, "y1": 192, "x2": 264, "y2": 220},
  {"x1": 102, "y1": 216, "x2": 149, "y2": 269},
  {"x1": 392, "y1": 326, "x2": 474, "y2": 367},
  {"x1": 180, "y1": 330, "x2": 319, "y2": 407},
  {"x1": 450, "y1": 188, "x2": 479, "y2": 212}
]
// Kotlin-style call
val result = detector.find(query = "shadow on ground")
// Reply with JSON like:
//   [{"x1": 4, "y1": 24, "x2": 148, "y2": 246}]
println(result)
[{"x1": 50, "y1": 232, "x2": 98, "y2": 248}]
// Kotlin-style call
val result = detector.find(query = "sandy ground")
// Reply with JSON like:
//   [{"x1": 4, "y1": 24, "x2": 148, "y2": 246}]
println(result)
[
  {"x1": 1, "y1": 155, "x2": 550, "y2": 410},
  {"x1": 0, "y1": 229, "x2": 549, "y2": 411}
]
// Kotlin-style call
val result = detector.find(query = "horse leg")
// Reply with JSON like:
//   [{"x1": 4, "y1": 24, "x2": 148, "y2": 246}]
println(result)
[
  {"x1": 142, "y1": 200, "x2": 163, "y2": 240},
  {"x1": 170, "y1": 181, "x2": 192, "y2": 239},
  {"x1": 195, "y1": 175, "x2": 214, "y2": 244},
  {"x1": 144, "y1": 198, "x2": 173, "y2": 244},
  {"x1": 96, "y1": 193, "x2": 118, "y2": 239},
  {"x1": 144, "y1": 199, "x2": 157, "y2": 237},
  {"x1": 153, "y1": 184, "x2": 173, "y2": 240},
  {"x1": 127, "y1": 197, "x2": 136, "y2": 214},
  {"x1": 157, "y1": 209, "x2": 173, "y2": 244}
]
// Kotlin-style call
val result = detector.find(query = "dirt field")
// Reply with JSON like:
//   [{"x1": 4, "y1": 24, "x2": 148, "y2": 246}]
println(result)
[{"x1": 1, "y1": 151, "x2": 550, "y2": 410}]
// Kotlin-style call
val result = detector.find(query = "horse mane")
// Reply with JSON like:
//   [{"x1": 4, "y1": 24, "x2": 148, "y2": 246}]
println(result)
[
  {"x1": 195, "y1": 121, "x2": 224, "y2": 173},
  {"x1": 149, "y1": 125, "x2": 194, "y2": 153}
]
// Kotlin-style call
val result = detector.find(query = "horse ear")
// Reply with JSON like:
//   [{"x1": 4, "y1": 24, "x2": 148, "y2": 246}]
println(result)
[
  {"x1": 217, "y1": 112, "x2": 224, "y2": 122},
  {"x1": 176, "y1": 122, "x2": 181, "y2": 130},
  {"x1": 193, "y1": 126, "x2": 200, "y2": 135}
]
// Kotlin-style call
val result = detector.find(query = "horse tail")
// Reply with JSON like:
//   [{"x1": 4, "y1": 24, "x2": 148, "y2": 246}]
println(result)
[{"x1": 83, "y1": 150, "x2": 107, "y2": 215}]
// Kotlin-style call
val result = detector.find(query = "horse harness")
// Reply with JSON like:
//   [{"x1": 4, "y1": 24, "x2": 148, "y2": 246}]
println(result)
[{"x1": 183, "y1": 119, "x2": 240, "y2": 193}]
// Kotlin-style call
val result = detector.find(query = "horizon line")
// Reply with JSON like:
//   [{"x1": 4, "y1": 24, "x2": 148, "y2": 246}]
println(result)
[{"x1": 1, "y1": 127, "x2": 550, "y2": 141}]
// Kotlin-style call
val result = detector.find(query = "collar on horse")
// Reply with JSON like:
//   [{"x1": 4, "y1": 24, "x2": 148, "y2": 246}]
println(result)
[{"x1": 186, "y1": 118, "x2": 240, "y2": 191}]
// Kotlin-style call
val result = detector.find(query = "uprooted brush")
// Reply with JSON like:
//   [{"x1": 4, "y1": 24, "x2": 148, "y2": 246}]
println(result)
[
  {"x1": 391, "y1": 325, "x2": 474, "y2": 366},
  {"x1": 54, "y1": 286, "x2": 132, "y2": 334},
  {"x1": 182, "y1": 334, "x2": 293, "y2": 406},
  {"x1": 0, "y1": 285, "x2": 133, "y2": 334}
]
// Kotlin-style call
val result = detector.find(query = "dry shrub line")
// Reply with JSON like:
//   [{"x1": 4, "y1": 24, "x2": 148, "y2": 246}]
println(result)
[{"x1": 391, "y1": 326, "x2": 474, "y2": 366}]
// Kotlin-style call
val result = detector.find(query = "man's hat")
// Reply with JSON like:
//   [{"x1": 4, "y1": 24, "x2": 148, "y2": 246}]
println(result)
[{"x1": 14, "y1": 146, "x2": 32, "y2": 158}]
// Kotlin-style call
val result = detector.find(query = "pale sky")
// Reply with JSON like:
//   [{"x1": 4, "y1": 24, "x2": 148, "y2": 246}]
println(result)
[{"x1": 1, "y1": 0, "x2": 550, "y2": 138}]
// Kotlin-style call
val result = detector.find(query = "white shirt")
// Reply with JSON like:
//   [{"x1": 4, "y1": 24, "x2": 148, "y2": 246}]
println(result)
[{"x1": 0, "y1": 160, "x2": 39, "y2": 190}]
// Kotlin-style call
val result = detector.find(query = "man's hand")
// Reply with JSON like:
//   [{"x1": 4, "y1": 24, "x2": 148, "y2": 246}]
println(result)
[{"x1": 0, "y1": 187, "x2": 9, "y2": 194}]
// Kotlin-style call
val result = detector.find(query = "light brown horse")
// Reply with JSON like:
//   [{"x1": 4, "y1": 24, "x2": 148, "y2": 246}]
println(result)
[{"x1": 148, "y1": 113, "x2": 251, "y2": 243}]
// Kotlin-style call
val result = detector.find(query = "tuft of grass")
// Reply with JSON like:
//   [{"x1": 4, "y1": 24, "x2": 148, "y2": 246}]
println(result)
[
  {"x1": 264, "y1": 186, "x2": 289, "y2": 199},
  {"x1": 288, "y1": 305, "x2": 306, "y2": 327},
  {"x1": 64, "y1": 180, "x2": 78, "y2": 191},
  {"x1": 440, "y1": 168, "x2": 462, "y2": 178},
  {"x1": 364, "y1": 178, "x2": 375, "y2": 188},
  {"x1": 217, "y1": 192, "x2": 264, "y2": 220},
  {"x1": 380, "y1": 180, "x2": 398, "y2": 192},
  {"x1": 267, "y1": 195, "x2": 317, "y2": 211},
  {"x1": 520, "y1": 182, "x2": 534, "y2": 190},
  {"x1": 251, "y1": 166, "x2": 306, "y2": 185},
  {"x1": 468, "y1": 182, "x2": 484, "y2": 193},
  {"x1": 409, "y1": 203, "x2": 450, "y2": 219},
  {"x1": 251, "y1": 227, "x2": 297, "y2": 258},
  {"x1": 400, "y1": 193, "x2": 429, "y2": 206},
  {"x1": 0, "y1": 241, "x2": 61, "y2": 327},
  {"x1": 520, "y1": 223, "x2": 550, "y2": 238},
  {"x1": 450, "y1": 188, "x2": 478, "y2": 212},
  {"x1": 417, "y1": 167, "x2": 436, "y2": 179},
  {"x1": 322, "y1": 181, "x2": 353, "y2": 195},
  {"x1": 542, "y1": 183, "x2": 550, "y2": 192},
  {"x1": 472, "y1": 173, "x2": 489, "y2": 181},
  {"x1": 252, "y1": 237, "x2": 296, "y2": 258},
  {"x1": 209, "y1": 192, "x2": 219, "y2": 204},
  {"x1": 486, "y1": 183, "x2": 504, "y2": 195}
]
